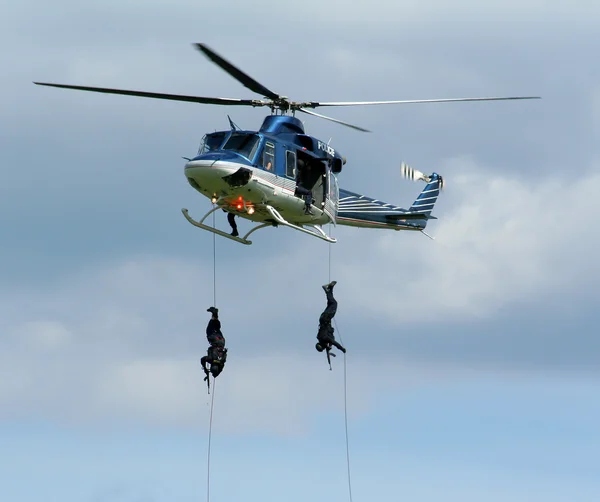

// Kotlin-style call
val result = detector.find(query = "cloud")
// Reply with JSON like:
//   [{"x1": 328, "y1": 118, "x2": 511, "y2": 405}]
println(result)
[
  {"x1": 0, "y1": 312, "x2": 441, "y2": 433},
  {"x1": 8, "y1": 321, "x2": 72, "y2": 350},
  {"x1": 2, "y1": 150, "x2": 599, "y2": 429},
  {"x1": 2, "y1": 0, "x2": 600, "y2": 434},
  {"x1": 0, "y1": 251, "x2": 492, "y2": 432},
  {"x1": 337, "y1": 157, "x2": 600, "y2": 323}
]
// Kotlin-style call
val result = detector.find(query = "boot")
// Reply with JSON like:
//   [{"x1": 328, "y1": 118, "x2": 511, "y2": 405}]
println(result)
[{"x1": 322, "y1": 280, "x2": 337, "y2": 292}]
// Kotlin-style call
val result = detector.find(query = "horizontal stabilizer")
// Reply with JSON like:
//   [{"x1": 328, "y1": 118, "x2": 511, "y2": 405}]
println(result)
[{"x1": 385, "y1": 213, "x2": 437, "y2": 220}]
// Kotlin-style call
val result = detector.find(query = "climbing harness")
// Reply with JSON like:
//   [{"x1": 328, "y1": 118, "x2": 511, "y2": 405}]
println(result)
[{"x1": 327, "y1": 222, "x2": 354, "y2": 502}]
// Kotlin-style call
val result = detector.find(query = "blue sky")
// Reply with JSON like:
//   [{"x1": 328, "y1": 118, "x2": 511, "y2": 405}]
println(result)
[
  {"x1": 2, "y1": 1, "x2": 600, "y2": 501},
  {"x1": 3, "y1": 377, "x2": 600, "y2": 502}
]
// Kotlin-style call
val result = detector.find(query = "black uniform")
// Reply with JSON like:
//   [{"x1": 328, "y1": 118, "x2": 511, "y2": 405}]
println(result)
[
  {"x1": 222, "y1": 210, "x2": 239, "y2": 237},
  {"x1": 201, "y1": 345, "x2": 228, "y2": 378},
  {"x1": 206, "y1": 310, "x2": 225, "y2": 347},
  {"x1": 295, "y1": 158, "x2": 313, "y2": 214},
  {"x1": 203, "y1": 307, "x2": 227, "y2": 380},
  {"x1": 315, "y1": 281, "x2": 346, "y2": 354}
]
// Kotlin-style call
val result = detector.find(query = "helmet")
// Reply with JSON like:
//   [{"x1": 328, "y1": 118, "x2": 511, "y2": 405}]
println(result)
[
  {"x1": 315, "y1": 343, "x2": 324, "y2": 352},
  {"x1": 211, "y1": 361, "x2": 223, "y2": 377}
]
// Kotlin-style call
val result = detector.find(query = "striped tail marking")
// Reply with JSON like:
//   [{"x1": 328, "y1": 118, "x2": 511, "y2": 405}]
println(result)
[{"x1": 408, "y1": 174, "x2": 442, "y2": 217}]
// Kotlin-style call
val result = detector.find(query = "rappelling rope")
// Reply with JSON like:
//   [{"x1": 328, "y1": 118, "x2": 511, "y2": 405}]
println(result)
[
  {"x1": 328, "y1": 222, "x2": 354, "y2": 502},
  {"x1": 334, "y1": 317, "x2": 353, "y2": 502},
  {"x1": 206, "y1": 205, "x2": 218, "y2": 502},
  {"x1": 328, "y1": 224, "x2": 332, "y2": 284},
  {"x1": 212, "y1": 205, "x2": 217, "y2": 307},
  {"x1": 206, "y1": 376, "x2": 216, "y2": 502}
]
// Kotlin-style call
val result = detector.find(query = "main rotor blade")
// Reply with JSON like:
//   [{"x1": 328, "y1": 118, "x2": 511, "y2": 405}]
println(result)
[
  {"x1": 305, "y1": 96, "x2": 541, "y2": 107},
  {"x1": 299, "y1": 108, "x2": 371, "y2": 133},
  {"x1": 194, "y1": 43, "x2": 281, "y2": 101},
  {"x1": 33, "y1": 82, "x2": 263, "y2": 106}
]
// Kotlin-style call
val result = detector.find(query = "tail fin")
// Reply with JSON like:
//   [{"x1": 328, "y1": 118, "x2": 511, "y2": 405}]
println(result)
[{"x1": 401, "y1": 162, "x2": 444, "y2": 218}]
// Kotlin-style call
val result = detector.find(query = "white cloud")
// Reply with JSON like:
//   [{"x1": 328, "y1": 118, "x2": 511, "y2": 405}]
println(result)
[
  {"x1": 97, "y1": 0, "x2": 599, "y2": 25},
  {"x1": 0, "y1": 254, "x2": 469, "y2": 431},
  {"x1": 92, "y1": 358, "x2": 204, "y2": 426},
  {"x1": 335, "y1": 157, "x2": 600, "y2": 323},
  {"x1": 2, "y1": 157, "x2": 600, "y2": 428},
  {"x1": 9, "y1": 321, "x2": 72, "y2": 350},
  {"x1": 593, "y1": 87, "x2": 600, "y2": 130},
  {"x1": 0, "y1": 327, "x2": 442, "y2": 433}
]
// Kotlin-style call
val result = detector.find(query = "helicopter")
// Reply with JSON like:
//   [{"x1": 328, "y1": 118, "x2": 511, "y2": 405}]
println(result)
[{"x1": 34, "y1": 43, "x2": 540, "y2": 245}]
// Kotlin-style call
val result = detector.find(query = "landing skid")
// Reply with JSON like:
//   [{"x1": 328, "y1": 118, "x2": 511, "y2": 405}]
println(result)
[
  {"x1": 265, "y1": 206, "x2": 336, "y2": 244},
  {"x1": 181, "y1": 204, "x2": 336, "y2": 245},
  {"x1": 182, "y1": 207, "x2": 270, "y2": 245}
]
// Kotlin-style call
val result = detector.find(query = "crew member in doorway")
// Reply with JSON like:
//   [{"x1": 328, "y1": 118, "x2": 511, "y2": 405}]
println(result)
[
  {"x1": 315, "y1": 281, "x2": 346, "y2": 357},
  {"x1": 295, "y1": 157, "x2": 313, "y2": 215}
]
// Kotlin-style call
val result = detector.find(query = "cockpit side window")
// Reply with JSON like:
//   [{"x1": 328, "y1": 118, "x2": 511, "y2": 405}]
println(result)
[
  {"x1": 286, "y1": 150, "x2": 296, "y2": 178},
  {"x1": 262, "y1": 142, "x2": 275, "y2": 171},
  {"x1": 222, "y1": 133, "x2": 261, "y2": 161},
  {"x1": 198, "y1": 132, "x2": 226, "y2": 154}
]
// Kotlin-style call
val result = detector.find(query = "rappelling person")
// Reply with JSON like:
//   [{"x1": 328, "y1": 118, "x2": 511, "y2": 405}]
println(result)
[
  {"x1": 201, "y1": 345, "x2": 227, "y2": 381},
  {"x1": 315, "y1": 281, "x2": 346, "y2": 366},
  {"x1": 295, "y1": 157, "x2": 314, "y2": 215},
  {"x1": 227, "y1": 212, "x2": 238, "y2": 237},
  {"x1": 202, "y1": 307, "x2": 228, "y2": 389},
  {"x1": 206, "y1": 306, "x2": 225, "y2": 347},
  {"x1": 222, "y1": 209, "x2": 239, "y2": 237}
]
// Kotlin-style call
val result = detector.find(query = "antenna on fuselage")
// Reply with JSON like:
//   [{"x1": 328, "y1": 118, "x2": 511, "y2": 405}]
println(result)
[{"x1": 227, "y1": 115, "x2": 240, "y2": 130}]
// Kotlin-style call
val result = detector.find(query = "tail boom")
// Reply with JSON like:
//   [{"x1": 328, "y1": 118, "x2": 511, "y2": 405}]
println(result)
[
  {"x1": 336, "y1": 168, "x2": 442, "y2": 230},
  {"x1": 337, "y1": 190, "x2": 434, "y2": 231}
]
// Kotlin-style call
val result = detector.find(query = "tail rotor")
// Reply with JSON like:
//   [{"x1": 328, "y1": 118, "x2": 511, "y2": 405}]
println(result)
[{"x1": 401, "y1": 162, "x2": 444, "y2": 190}]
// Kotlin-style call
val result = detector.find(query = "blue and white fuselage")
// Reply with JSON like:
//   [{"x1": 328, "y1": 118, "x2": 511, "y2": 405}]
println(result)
[
  {"x1": 33, "y1": 42, "x2": 539, "y2": 245},
  {"x1": 183, "y1": 115, "x2": 442, "y2": 243},
  {"x1": 184, "y1": 156, "x2": 333, "y2": 227}
]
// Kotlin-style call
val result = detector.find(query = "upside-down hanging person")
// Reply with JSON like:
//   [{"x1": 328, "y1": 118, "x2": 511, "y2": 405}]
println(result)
[
  {"x1": 202, "y1": 307, "x2": 228, "y2": 389},
  {"x1": 315, "y1": 281, "x2": 346, "y2": 367}
]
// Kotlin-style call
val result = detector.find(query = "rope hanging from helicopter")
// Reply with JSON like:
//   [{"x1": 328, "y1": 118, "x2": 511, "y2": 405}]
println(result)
[
  {"x1": 212, "y1": 207, "x2": 217, "y2": 307},
  {"x1": 206, "y1": 377, "x2": 216, "y2": 502},
  {"x1": 205, "y1": 204, "x2": 218, "y2": 502},
  {"x1": 328, "y1": 223, "x2": 354, "y2": 502}
]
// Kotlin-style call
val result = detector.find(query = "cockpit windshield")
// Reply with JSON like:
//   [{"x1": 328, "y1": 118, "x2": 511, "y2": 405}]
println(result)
[
  {"x1": 222, "y1": 133, "x2": 261, "y2": 161},
  {"x1": 198, "y1": 132, "x2": 226, "y2": 154}
]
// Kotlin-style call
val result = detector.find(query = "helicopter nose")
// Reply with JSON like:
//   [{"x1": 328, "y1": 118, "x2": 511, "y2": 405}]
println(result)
[{"x1": 184, "y1": 159, "x2": 240, "y2": 188}]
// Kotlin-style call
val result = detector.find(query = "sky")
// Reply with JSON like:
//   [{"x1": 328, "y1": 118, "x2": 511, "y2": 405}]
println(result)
[{"x1": 1, "y1": 1, "x2": 600, "y2": 501}]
